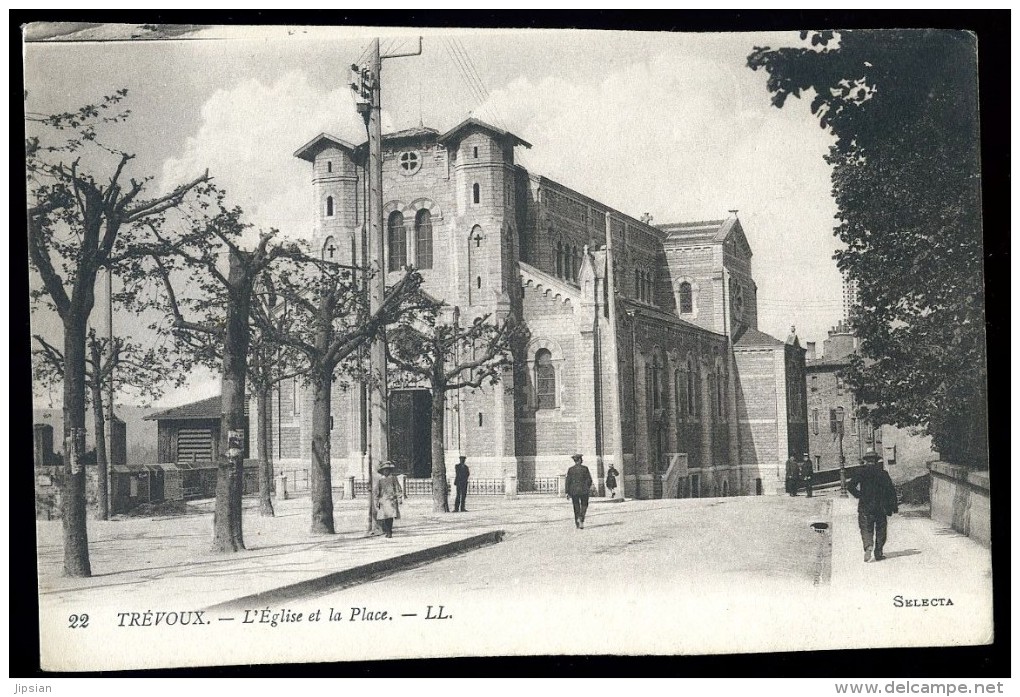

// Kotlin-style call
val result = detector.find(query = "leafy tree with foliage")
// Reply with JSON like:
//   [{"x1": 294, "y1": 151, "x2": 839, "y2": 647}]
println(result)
[
  {"x1": 26, "y1": 90, "x2": 210, "y2": 575},
  {"x1": 387, "y1": 305, "x2": 519, "y2": 512},
  {"x1": 34, "y1": 330, "x2": 173, "y2": 520},
  {"x1": 748, "y1": 30, "x2": 987, "y2": 467}
]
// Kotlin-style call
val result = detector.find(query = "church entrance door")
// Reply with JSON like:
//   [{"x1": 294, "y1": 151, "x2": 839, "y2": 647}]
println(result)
[{"x1": 388, "y1": 389, "x2": 433, "y2": 478}]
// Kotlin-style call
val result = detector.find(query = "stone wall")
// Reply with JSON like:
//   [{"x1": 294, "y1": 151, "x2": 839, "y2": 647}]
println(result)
[{"x1": 928, "y1": 461, "x2": 990, "y2": 546}]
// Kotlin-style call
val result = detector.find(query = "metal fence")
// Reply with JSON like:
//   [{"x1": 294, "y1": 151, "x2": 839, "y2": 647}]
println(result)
[
  {"x1": 278, "y1": 468, "x2": 312, "y2": 492},
  {"x1": 404, "y1": 478, "x2": 434, "y2": 496},
  {"x1": 518, "y1": 477, "x2": 559, "y2": 494}
]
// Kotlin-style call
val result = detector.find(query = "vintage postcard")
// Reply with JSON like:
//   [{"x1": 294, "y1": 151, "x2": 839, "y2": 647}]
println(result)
[{"x1": 25, "y1": 23, "x2": 993, "y2": 672}]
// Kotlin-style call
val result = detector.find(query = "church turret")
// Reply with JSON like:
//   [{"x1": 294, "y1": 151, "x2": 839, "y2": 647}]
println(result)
[{"x1": 295, "y1": 133, "x2": 360, "y2": 265}]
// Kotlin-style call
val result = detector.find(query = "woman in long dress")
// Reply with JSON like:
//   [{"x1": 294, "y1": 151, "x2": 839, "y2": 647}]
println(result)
[{"x1": 373, "y1": 461, "x2": 403, "y2": 538}]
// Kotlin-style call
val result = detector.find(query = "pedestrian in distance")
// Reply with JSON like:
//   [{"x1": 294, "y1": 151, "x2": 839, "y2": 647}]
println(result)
[
  {"x1": 785, "y1": 453, "x2": 801, "y2": 496},
  {"x1": 847, "y1": 447, "x2": 899, "y2": 562},
  {"x1": 801, "y1": 453, "x2": 814, "y2": 498},
  {"x1": 566, "y1": 453, "x2": 594, "y2": 529},
  {"x1": 373, "y1": 461, "x2": 404, "y2": 539},
  {"x1": 453, "y1": 455, "x2": 470, "y2": 512},
  {"x1": 605, "y1": 464, "x2": 619, "y2": 499}
]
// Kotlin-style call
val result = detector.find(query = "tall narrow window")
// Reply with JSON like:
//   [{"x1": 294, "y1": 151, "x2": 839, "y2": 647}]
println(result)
[
  {"x1": 414, "y1": 209, "x2": 433, "y2": 269},
  {"x1": 387, "y1": 211, "x2": 406, "y2": 271},
  {"x1": 687, "y1": 362, "x2": 696, "y2": 415},
  {"x1": 572, "y1": 247, "x2": 579, "y2": 281},
  {"x1": 535, "y1": 349, "x2": 556, "y2": 409},
  {"x1": 473, "y1": 183, "x2": 480, "y2": 204},
  {"x1": 293, "y1": 378, "x2": 301, "y2": 415},
  {"x1": 652, "y1": 355, "x2": 662, "y2": 410},
  {"x1": 635, "y1": 269, "x2": 641, "y2": 299},
  {"x1": 674, "y1": 369, "x2": 682, "y2": 420},
  {"x1": 678, "y1": 282, "x2": 693, "y2": 314},
  {"x1": 326, "y1": 161, "x2": 333, "y2": 173},
  {"x1": 555, "y1": 242, "x2": 563, "y2": 277},
  {"x1": 326, "y1": 196, "x2": 334, "y2": 217},
  {"x1": 473, "y1": 146, "x2": 478, "y2": 159},
  {"x1": 812, "y1": 409, "x2": 819, "y2": 435}
]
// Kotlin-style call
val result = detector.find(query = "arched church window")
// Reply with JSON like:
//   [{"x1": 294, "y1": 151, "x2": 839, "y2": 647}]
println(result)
[
  {"x1": 473, "y1": 183, "x2": 480, "y2": 204},
  {"x1": 634, "y1": 269, "x2": 641, "y2": 299},
  {"x1": 555, "y1": 242, "x2": 563, "y2": 278},
  {"x1": 326, "y1": 161, "x2": 332, "y2": 173},
  {"x1": 678, "y1": 282, "x2": 693, "y2": 314},
  {"x1": 535, "y1": 349, "x2": 556, "y2": 410},
  {"x1": 326, "y1": 196, "x2": 334, "y2": 218},
  {"x1": 415, "y1": 209, "x2": 433, "y2": 269},
  {"x1": 387, "y1": 211, "x2": 406, "y2": 271}
]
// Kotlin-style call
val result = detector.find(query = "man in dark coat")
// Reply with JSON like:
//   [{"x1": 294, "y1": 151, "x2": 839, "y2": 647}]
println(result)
[
  {"x1": 801, "y1": 453, "x2": 814, "y2": 498},
  {"x1": 847, "y1": 448, "x2": 899, "y2": 562},
  {"x1": 565, "y1": 453, "x2": 594, "y2": 529},
  {"x1": 785, "y1": 454, "x2": 801, "y2": 496},
  {"x1": 453, "y1": 455, "x2": 470, "y2": 512}
]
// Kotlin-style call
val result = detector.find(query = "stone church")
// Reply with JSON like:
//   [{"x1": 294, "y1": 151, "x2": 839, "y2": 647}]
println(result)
[{"x1": 263, "y1": 117, "x2": 807, "y2": 498}]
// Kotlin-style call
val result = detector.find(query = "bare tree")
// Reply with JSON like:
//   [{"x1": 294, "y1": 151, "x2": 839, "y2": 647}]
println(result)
[
  {"x1": 254, "y1": 260, "x2": 425, "y2": 534},
  {"x1": 388, "y1": 305, "x2": 519, "y2": 512},
  {"x1": 34, "y1": 330, "x2": 173, "y2": 520},
  {"x1": 137, "y1": 201, "x2": 302, "y2": 553},
  {"x1": 27, "y1": 90, "x2": 210, "y2": 575},
  {"x1": 247, "y1": 277, "x2": 307, "y2": 517}
]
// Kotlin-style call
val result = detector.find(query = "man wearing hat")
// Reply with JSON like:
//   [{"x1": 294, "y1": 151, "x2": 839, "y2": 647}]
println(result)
[
  {"x1": 847, "y1": 447, "x2": 899, "y2": 562},
  {"x1": 785, "y1": 452, "x2": 801, "y2": 496},
  {"x1": 565, "y1": 453, "x2": 594, "y2": 529},
  {"x1": 373, "y1": 461, "x2": 404, "y2": 538},
  {"x1": 800, "y1": 453, "x2": 814, "y2": 498},
  {"x1": 453, "y1": 455, "x2": 470, "y2": 512}
]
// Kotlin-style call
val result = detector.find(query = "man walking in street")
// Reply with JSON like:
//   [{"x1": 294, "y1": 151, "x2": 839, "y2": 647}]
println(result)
[
  {"x1": 801, "y1": 453, "x2": 814, "y2": 498},
  {"x1": 566, "y1": 453, "x2": 594, "y2": 529},
  {"x1": 785, "y1": 453, "x2": 801, "y2": 496},
  {"x1": 848, "y1": 447, "x2": 899, "y2": 562},
  {"x1": 453, "y1": 455, "x2": 470, "y2": 512}
]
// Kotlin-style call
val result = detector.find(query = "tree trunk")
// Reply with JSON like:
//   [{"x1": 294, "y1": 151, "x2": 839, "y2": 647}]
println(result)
[
  {"x1": 257, "y1": 385, "x2": 275, "y2": 517},
  {"x1": 89, "y1": 378, "x2": 109, "y2": 521},
  {"x1": 213, "y1": 253, "x2": 251, "y2": 553},
  {"x1": 431, "y1": 384, "x2": 449, "y2": 513},
  {"x1": 310, "y1": 370, "x2": 335, "y2": 533},
  {"x1": 61, "y1": 321, "x2": 92, "y2": 576}
]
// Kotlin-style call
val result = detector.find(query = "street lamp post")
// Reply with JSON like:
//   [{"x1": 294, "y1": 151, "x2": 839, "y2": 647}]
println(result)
[{"x1": 835, "y1": 406, "x2": 847, "y2": 498}]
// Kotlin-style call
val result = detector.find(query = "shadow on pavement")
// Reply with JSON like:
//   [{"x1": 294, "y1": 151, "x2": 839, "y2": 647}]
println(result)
[{"x1": 881, "y1": 549, "x2": 921, "y2": 559}]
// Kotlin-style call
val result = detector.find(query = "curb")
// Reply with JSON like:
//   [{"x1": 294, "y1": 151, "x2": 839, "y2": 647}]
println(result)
[{"x1": 205, "y1": 530, "x2": 505, "y2": 611}]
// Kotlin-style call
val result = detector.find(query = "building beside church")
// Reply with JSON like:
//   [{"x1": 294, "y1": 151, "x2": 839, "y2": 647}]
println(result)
[
  {"x1": 261, "y1": 117, "x2": 807, "y2": 498},
  {"x1": 806, "y1": 322, "x2": 937, "y2": 482}
]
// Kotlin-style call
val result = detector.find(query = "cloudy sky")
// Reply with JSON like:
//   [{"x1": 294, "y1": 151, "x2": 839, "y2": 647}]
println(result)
[{"x1": 25, "y1": 25, "x2": 844, "y2": 408}]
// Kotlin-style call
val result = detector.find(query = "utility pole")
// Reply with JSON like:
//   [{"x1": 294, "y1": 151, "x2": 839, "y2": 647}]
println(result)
[{"x1": 352, "y1": 37, "x2": 422, "y2": 532}]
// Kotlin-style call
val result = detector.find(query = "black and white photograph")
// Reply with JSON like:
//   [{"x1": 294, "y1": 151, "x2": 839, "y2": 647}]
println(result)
[{"x1": 21, "y1": 19, "x2": 998, "y2": 674}]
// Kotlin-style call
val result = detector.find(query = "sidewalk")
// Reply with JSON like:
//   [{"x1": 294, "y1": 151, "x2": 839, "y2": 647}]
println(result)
[
  {"x1": 828, "y1": 495, "x2": 993, "y2": 648},
  {"x1": 37, "y1": 494, "x2": 565, "y2": 614}
]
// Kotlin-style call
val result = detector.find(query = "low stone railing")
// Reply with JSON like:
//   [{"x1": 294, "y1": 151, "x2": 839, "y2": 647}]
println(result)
[{"x1": 928, "y1": 461, "x2": 990, "y2": 546}]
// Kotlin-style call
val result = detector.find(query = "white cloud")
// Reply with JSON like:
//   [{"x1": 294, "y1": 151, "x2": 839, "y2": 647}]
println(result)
[
  {"x1": 161, "y1": 71, "x2": 392, "y2": 242},
  {"x1": 469, "y1": 52, "x2": 844, "y2": 344}
]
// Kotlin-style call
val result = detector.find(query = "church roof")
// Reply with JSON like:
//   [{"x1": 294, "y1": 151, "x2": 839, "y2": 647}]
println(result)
[
  {"x1": 437, "y1": 117, "x2": 532, "y2": 149},
  {"x1": 294, "y1": 132, "x2": 358, "y2": 162},
  {"x1": 658, "y1": 216, "x2": 753, "y2": 258},
  {"x1": 381, "y1": 126, "x2": 440, "y2": 146},
  {"x1": 733, "y1": 325, "x2": 787, "y2": 349},
  {"x1": 145, "y1": 395, "x2": 248, "y2": 421}
]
